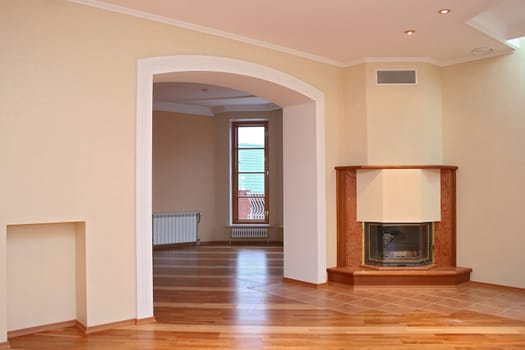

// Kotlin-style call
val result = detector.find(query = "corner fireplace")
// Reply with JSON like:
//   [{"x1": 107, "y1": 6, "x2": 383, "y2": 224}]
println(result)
[{"x1": 364, "y1": 222, "x2": 433, "y2": 267}]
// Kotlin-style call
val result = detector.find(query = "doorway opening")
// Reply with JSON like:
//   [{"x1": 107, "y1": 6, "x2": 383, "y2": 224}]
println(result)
[{"x1": 136, "y1": 55, "x2": 326, "y2": 320}]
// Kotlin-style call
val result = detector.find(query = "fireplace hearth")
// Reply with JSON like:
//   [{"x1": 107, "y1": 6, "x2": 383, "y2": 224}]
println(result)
[{"x1": 364, "y1": 222, "x2": 433, "y2": 267}]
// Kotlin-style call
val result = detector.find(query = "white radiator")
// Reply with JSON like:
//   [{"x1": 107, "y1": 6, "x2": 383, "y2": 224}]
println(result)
[
  {"x1": 153, "y1": 212, "x2": 200, "y2": 246},
  {"x1": 230, "y1": 226, "x2": 269, "y2": 243}
]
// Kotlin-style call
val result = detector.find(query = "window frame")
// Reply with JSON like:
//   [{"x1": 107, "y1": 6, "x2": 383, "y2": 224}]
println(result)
[{"x1": 231, "y1": 120, "x2": 269, "y2": 224}]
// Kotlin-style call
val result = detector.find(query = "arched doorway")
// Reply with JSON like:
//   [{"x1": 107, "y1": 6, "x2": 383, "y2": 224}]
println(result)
[{"x1": 135, "y1": 55, "x2": 326, "y2": 319}]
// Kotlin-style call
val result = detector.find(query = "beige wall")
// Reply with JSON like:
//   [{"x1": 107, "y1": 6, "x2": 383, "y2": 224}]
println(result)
[
  {"x1": 356, "y1": 169, "x2": 441, "y2": 223},
  {"x1": 153, "y1": 112, "x2": 217, "y2": 242},
  {"x1": 341, "y1": 62, "x2": 443, "y2": 164},
  {"x1": 6, "y1": 223, "x2": 81, "y2": 331},
  {"x1": 342, "y1": 64, "x2": 368, "y2": 164},
  {"x1": 0, "y1": 0, "x2": 343, "y2": 339},
  {"x1": 442, "y1": 39, "x2": 525, "y2": 288},
  {"x1": 364, "y1": 62, "x2": 443, "y2": 164}
]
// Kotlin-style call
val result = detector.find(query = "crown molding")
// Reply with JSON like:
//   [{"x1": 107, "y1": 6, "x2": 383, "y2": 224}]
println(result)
[
  {"x1": 153, "y1": 101, "x2": 281, "y2": 116},
  {"x1": 343, "y1": 56, "x2": 440, "y2": 67},
  {"x1": 153, "y1": 102, "x2": 214, "y2": 116},
  {"x1": 68, "y1": 0, "x2": 344, "y2": 67},
  {"x1": 438, "y1": 47, "x2": 515, "y2": 67},
  {"x1": 69, "y1": 0, "x2": 519, "y2": 69},
  {"x1": 212, "y1": 103, "x2": 281, "y2": 114}
]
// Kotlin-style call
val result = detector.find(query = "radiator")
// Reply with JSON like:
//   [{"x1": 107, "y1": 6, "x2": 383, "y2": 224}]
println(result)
[
  {"x1": 230, "y1": 226, "x2": 269, "y2": 243},
  {"x1": 153, "y1": 212, "x2": 200, "y2": 245}
]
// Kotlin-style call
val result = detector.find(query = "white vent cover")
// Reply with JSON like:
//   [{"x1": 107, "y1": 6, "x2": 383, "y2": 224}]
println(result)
[{"x1": 376, "y1": 69, "x2": 416, "y2": 84}]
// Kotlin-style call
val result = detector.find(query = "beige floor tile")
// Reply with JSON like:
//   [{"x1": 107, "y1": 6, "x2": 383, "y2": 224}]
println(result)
[
  {"x1": 420, "y1": 303, "x2": 460, "y2": 315},
  {"x1": 466, "y1": 302, "x2": 508, "y2": 315},
  {"x1": 500, "y1": 308, "x2": 525, "y2": 322},
  {"x1": 331, "y1": 302, "x2": 372, "y2": 315},
  {"x1": 366, "y1": 293, "x2": 407, "y2": 304},
  {"x1": 346, "y1": 298, "x2": 388, "y2": 309},
  {"x1": 375, "y1": 302, "x2": 417, "y2": 315},
  {"x1": 438, "y1": 297, "x2": 477, "y2": 309},
  {"x1": 391, "y1": 297, "x2": 434, "y2": 309}
]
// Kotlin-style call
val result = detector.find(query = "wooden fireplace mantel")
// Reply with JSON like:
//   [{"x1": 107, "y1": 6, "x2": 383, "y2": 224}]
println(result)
[
  {"x1": 328, "y1": 164, "x2": 470, "y2": 285},
  {"x1": 335, "y1": 165, "x2": 458, "y2": 170}
]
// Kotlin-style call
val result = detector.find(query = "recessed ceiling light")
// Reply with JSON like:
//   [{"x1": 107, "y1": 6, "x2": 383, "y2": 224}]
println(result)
[
  {"x1": 438, "y1": 9, "x2": 451, "y2": 14},
  {"x1": 404, "y1": 29, "x2": 416, "y2": 35}
]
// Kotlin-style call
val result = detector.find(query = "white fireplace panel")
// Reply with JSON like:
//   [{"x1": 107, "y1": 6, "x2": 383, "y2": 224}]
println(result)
[{"x1": 357, "y1": 169, "x2": 441, "y2": 222}]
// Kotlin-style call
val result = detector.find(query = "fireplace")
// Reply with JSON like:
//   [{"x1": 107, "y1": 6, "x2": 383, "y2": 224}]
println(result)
[
  {"x1": 364, "y1": 222, "x2": 433, "y2": 267},
  {"x1": 328, "y1": 165, "x2": 471, "y2": 285}
]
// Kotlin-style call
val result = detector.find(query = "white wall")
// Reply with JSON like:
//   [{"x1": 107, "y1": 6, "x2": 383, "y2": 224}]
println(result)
[
  {"x1": 283, "y1": 102, "x2": 326, "y2": 283},
  {"x1": 442, "y1": 39, "x2": 525, "y2": 288}
]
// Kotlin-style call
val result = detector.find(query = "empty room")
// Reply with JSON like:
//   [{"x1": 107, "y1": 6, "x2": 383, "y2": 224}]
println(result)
[{"x1": 2, "y1": 1, "x2": 525, "y2": 349}]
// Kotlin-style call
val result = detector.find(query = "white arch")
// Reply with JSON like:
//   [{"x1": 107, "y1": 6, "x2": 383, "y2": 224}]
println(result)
[{"x1": 135, "y1": 55, "x2": 326, "y2": 319}]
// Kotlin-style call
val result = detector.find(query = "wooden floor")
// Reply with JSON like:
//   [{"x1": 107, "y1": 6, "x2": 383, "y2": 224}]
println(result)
[{"x1": 9, "y1": 245, "x2": 525, "y2": 349}]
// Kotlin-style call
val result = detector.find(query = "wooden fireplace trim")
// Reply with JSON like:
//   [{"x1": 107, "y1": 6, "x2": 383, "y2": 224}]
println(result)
[{"x1": 335, "y1": 165, "x2": 458, "y2": 268}]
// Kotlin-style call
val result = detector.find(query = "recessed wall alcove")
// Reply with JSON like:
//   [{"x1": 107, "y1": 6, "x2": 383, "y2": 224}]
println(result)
[
  {"x1": 327, "y1": 165, "x2": 472, "y2": 285},
  {"x1": 6, "y1": 222, "x2": 86, "y2": 337}
]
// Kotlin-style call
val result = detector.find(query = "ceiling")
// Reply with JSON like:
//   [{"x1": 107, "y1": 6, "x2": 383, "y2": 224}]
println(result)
[
  {"x1": 153, "y1": 82, "x2": 279, "y2": 116},
  {"x1": 71, "y1": 0, "x2": 525, "y2": 114},
  {"x1": 73, "y1": 0, "x2": 525, "y2": 66}
]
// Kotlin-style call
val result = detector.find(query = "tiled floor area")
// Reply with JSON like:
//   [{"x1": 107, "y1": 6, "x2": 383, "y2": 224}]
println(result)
[{"x1": 254, "y1": 281, "x2": 525, "y2": 322}]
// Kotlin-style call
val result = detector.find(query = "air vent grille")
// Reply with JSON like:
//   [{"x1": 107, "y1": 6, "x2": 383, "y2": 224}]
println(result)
[{"x1": 376, "y1": 70, "x2": 416, "y2": 85}]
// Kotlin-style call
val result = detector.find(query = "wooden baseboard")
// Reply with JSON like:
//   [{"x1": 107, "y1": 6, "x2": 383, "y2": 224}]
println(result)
[
  {"x1": 82, "y1": 317, "x2": 155, "y2": 334},
  {"x1": 135, "y1": 317, "x2": 156, "y2": 325},
  {"x1": 7, "y1": 320, "x2": 77, "y2": 338},
  {"x1": 283, "y1": 277, "x2": 328, "y2": 288},
  {"x1": 83, "y1": 319, "x2": 135, "y2": 335},
  {"x1": 75, "y1": 320, "x2": 87, "y2": 333},
  {"x1": 7, "y1": 317, "x2": 155, "y2": 339},
  {"x1": 200, "y1": 240, "x2": 283, "y2": 246},
  {"x1": 153, "y1": 242, "x2": 198, "y2": 250},
  {"x1": 0, "y1": 341, "x2": 10, "y2": 349},
  {"x1": 469, "y1": 280, "x2": 525, "y2": 294},
  {"x1": 153, "y1": 240, "x2": 284, "y2": 249}
]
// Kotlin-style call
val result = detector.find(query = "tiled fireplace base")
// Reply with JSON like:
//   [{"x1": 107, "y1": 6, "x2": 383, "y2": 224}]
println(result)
[{"x1": 327, "y1": 266, "x2": 472, "y2": 286}]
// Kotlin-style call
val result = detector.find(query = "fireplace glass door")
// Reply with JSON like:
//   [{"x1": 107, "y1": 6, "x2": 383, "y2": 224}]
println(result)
[{"x1": 364, "y1": 222, "x2": 433, "y2": 267}]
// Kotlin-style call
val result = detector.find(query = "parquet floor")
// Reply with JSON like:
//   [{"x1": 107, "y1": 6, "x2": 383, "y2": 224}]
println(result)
[{"x1": 9, "y1": 245, "x2": 525, "y2": 349}]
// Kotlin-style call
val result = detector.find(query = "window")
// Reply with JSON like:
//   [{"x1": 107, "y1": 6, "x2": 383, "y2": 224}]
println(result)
[{"x1": 231, "y1": 121, "x2": 269, "y2": 224}]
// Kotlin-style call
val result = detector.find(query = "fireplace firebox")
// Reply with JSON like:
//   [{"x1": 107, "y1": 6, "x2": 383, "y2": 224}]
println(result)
[{"x1": 364, "y1": 222, "x2": 433, "y2": 267}]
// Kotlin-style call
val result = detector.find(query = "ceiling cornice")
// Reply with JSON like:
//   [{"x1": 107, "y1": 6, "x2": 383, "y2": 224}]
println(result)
[
  {"x1": 69, "y1": 0, "x2": 518, "y2": 68},
  {"x1": 153, "y1": 101, "x2": 281, "y2": 116},
  {"x1": 437, "y1": 48, "x2": 516, "y2": 67},
  {"x1": 343, "y1": 57, "x2": 440, "y2": 67},
  {"x1": 212, "y1": 103, "x2": 281, "y2": 114},
  {"x1": 153, "y1": 101, "x2": 214, "y2": 116},
  {"x1": 68, "y1": 0, "x2": 344, "y2": 67}
]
